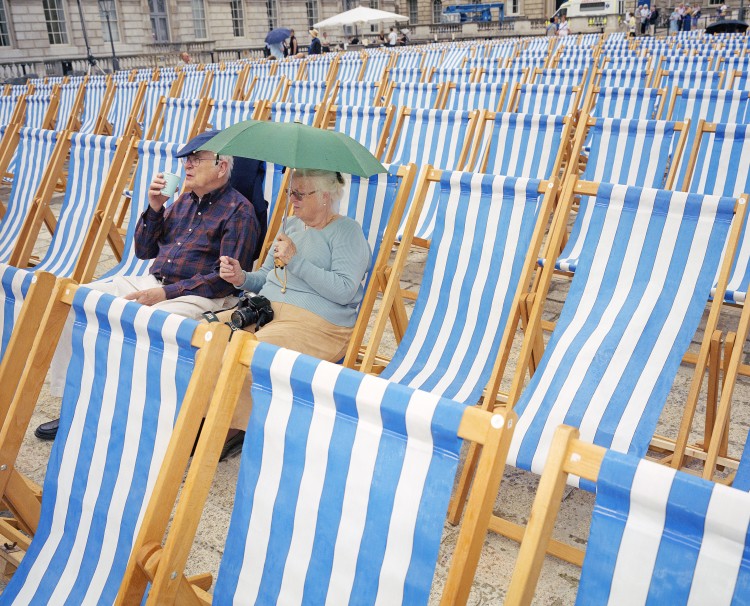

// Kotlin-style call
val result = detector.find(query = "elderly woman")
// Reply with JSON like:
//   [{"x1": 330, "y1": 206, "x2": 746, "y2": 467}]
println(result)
[{"x1": 218, "y1": 168, "x2": 371, "y2": 456}]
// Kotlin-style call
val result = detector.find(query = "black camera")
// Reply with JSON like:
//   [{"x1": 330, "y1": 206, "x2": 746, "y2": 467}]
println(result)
[{"x1": 228, "y1": 294, "x2": 274, "y2": 331}]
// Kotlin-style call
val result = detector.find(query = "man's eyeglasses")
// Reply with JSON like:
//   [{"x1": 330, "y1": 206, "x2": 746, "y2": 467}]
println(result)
[
  {"x1": 289, "y1": 189, "x2": 318, "y2": 200},
  {"x1": 181, "y1": 155, "x2": 219, "y2": 167}
]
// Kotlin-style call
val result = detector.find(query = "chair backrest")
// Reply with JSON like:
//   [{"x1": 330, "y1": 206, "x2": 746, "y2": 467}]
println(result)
[
  {"x1": 388, "y1": 67, "x2": 425, "y2": 84},
  {"x1": 305, "y1": 59, "x2": 332, "y2": 82},
  {"x1": 0, "y1": 264, "x2": 34, "y2": 359},
  {"x1": 152, "y1": 97, "x2": 206, "y2": 144},
  {"x1": 656, "y1": 69, "x2": 724, "y2": 91},
  {"x1": 267, "y1": 101, "x2": 318, "y2": 126},
  {"x1": 0, "y1": 287, "x2": 225, "y2": 605},
  {"x1": 557, "y1": 118, "x2": 687, "y2": 272},
  {"x1": 387, "y1": 82, "x2": 443, "y2": 110},
  {"x1": 209, "y1": 99, "x2": 257, "y2": 130},
  {"x1": 378, "y1": 172, "x2": 548, "y2": 404},
  {"x1": 212, "y1": 343, "x2": 475, "y2": 605},
  {"x1": 514, "y1": 83, "x2": 580, "y2": 114},
  {"x1": 140, "y1": 80, "x2": 174, "y2": 135},
  {"x1": 180, "y1": 70, "x2": 208, "y2": 98},
  {"x1": 669, "y1": 88, "x2": 750, "y2": 124},
  {"x1": 361, "y1": 53, "x2": 391, "y2": 81},
  {"x1": 589, "y1": 87, "x2": 665, "y2": 119},
  {"x1": 509, "y1": 183, "x2": 737, "y2": 481},
  {"x1": 209, "y1": 67, "x2": 243, "y2": 101},
  {"x1": 335, "y1": 58, "x2": 364, "y2": 82},
  {"x1": 23, "y1": 93, "x2": 56, "y2": 129},
  {"x1": 33, "y1": 133, "x2": 119, "y2": 276},
  {"x1": 596, "y1": 68, "x2": 651, "y2": 88},
  {"x1": 0, "y1": 95, "x2": 20, "y2": 128},
  {"x1": 79, "y1": 81, "x2": 109, "y2": 133},
  {"x1": 245, "y1": 75, "x2": 285, "y2": 103},
  {"x1": 56, "y1": 82, "x2": 82, "y2": 131},
  {"x1": 443, "y1": 47, "x2": 471, "y2": 68},
  {"x1": 332, "y1": 105, "x2": 393, "y2": 157},
  {"x1": 443, "y1": 82, "x2": 506, "y2": 112},
  {"x1": 275, "y1": 59, "x2": 305, "y2": 80},
  {"x1": 431, "y1": 67, "x2": 475, "y2": 84},
  {"x1": 335, "y1": 81, "x2": 380, "y2": 106},
  {"x1": 101, "y1": 140, "x2": 184, "y2": 280},
  {"x1": 108, "y1": 81, "x2": 145, "y2": 137},
  {"x1": 393, "y1": 51, "x2": 423, "y2": 69},
  {"x1": 477, "y1": 67, "x2": 529, "y2": 87},
  {"x1": 533, "y1": 67, "x2": 588, "y2": 87},
  {"x1": 731, "y1": 70, "x2": 750, "y2": 90},
  {"x1": 0, "y1": 128, "x2": 58, "y2": 262},
  {"x1": 285, "y1": 81, "x2": 328, "y2": 105}
]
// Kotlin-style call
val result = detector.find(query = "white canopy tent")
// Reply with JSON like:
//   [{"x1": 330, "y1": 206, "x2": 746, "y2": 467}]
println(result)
[{"x1": 313, "y1": 5, "x2": 409, "y2": 28}]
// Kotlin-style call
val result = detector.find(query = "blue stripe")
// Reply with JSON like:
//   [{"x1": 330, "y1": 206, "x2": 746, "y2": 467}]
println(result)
[{"x1": 0, "y1": 266, "x2": 32, "y2": 361}]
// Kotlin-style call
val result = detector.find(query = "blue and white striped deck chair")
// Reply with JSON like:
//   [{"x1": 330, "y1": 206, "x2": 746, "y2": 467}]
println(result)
[
  {"x1": 393, "y1": 51, "x2": 423, "y2": 70},
  {"x1": 267, "y1": 102, "x2": 318, "y2": 126},
  {"x1": 209, "y1": 99, "x2": 257, "y2": 130},
  {"x1": 107, "y1": 81, "x2": 143, "y2": 137},
  {"x1": 336, "y1": 81, "x2": 382, "y2": 106},
  {"x1": 472, "y1": 113, "x2": 567, "y2": 179},
  {"x1": 262, "y1": 163, "x2": 285, "y2": 232},
  {"x1": 0, "y1": 264, "x2": 37, "y2": 361},
  {"x1": 488, "y1": 42, "x2": 517, "y2": 61},
  {"x1": 556, "y1": 118, "x2": 687, "y2": 272},
  {"x1": 600, "y1": 56, "x2": 651, "y2": 71},
  {"x1": 304, "y1": 59, "x2": 331, "y2": 82},
  {"x1": 388, "y1": 67, "x2": 425, "y2": 84},
  {"x1": 0, "y1": 128, "x2": 58, "y2": 262},
  {"x1": 332, "y1": 105, "x2": 394, "y2": 157},
  {"x1": 509, "y1": 57, "x2": 547, "y2": 72},
  {"x1": 507, "y1": 427, "x2": 750, "y2": 605},
  {"x1": 0, "y1": 286, "x2": 227, "y2": 605},
  {"x1": 421, "y1": 47, "x2": 445, "y2": 69},
  {"x1": 335, "y1": 58, "x2": 364, "y2": 82},
  {"x1": 443, "y1": 82, "x2": 506, "y2": 112},
  {"x1": 514, "y1": 83, "x2": 580, "y2": 115},
  {"x1": 149, "y1": 97, "x2": 205, "y2": 145},
  {"x1": 364, "y1": 172, "x2": 551, "y2": 405},
  {"x1": 209, "y1": 67, "x2": 243, "y2": 101},
  {"x1": 275, "y1": 59, "x2": 304, "y2": 81},
  {"x1": 78, "y1": 80, "x2": 109, "y2": 133},
  {"x1": 475, "y1": 67, "x2": 529, "y2": 92},
  {"x1": 589, "y1": 87, "x2": 665, "y2": 119},
  {"x1": 734, "y1": 430, "x2": 750, "y2": 490},
  {"x1": 731, "y1": 70, "x2": 750, "y2": 90},
  {"x1": 719, "y1": 55, "x2": 750, "y2": 75},
  {"x1": 56, "y1": 82, "x2": 82, "y2": 131},
  {"x1": 443, "y1": 47, "x2": 471, "y2": 68},
  {"x1": 387, "y1": 82, "x2": 443, "y2": 110},
  {"x1": 658, "y1": 55, "x2": 714, "y2": 74},
  {"x1": 0, "y1": 96, "x2": 20, "y2": 128},
  {"x1": 361, "y1": 53, "x2": 391, "y2": 82},
  {"x1": 533, "y1": 68, "x2": 589, "y2": 87},
  {"x1": 245, "y1": 75, "x2": 285, "y2": 103},
  {"x1": 248, "y1": 62, "x2": 273, "y2": 80},
  {"x1": 179, "y1": 70, "x2": 208, "y2": 99},
  {"x1": 285, "y1": 81, "x2": 328, "y2": 105},
  {"x1": 596, "y1": 68, "x2": 651, "y2": 88},
  {"x1": 140, "y1": 79, "x2": 173, "y2": 136},
  {"x1": 100, "y1": 140, "x2": 184, "y2": 280},
  {"x1": 32, "y1": 133, "x2": 119, "y2": 277},
  {"x1": 23, "y1": 93, "x2": 56, "y2": 129},
  {"x1": 507, "y1": 183, "x2": 737, "y2": 486},
  {"x1": 656, "y1": 70, "x2": 725, "y2": 92},
  {"x1": 466, "y1": 57, "x2": 502, "y2": 71},
  {"x1": 555, "y1": 58, "x2": 595, "y2": 71},
  {"x1": 431, "y1": 67, "x2": 475, "y2": 84}
]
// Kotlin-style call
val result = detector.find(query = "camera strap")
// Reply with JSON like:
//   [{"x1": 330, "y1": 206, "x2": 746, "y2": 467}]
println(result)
[{"x1": 202, "y1": 311, "x2": 221, "y2": 323}]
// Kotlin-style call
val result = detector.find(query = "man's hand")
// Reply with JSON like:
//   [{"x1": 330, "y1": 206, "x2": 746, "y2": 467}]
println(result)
[
  {"x1": 219, "y1": 256, "x2": 245, "y2": 287},
  {"x1": 148, "y1": 173, "x2": 169, "y2": 212},
  {"x1": 124, "y1": 287, "x2": 167, "y2": 306},
  {"x1": 273, "y1": 233, "x2": 297, "y2": 266}
]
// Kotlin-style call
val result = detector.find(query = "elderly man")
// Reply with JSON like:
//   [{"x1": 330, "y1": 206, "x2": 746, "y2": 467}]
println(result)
[{"x1": 35, "y1": 131, "x2": 260, "y2": 441}]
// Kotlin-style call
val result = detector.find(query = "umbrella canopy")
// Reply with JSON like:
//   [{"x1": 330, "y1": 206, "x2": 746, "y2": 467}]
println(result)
[
  {"x1": 706, "y1": 19, "x2": 748, "y2": 33},
  {"x1": 265, "y1": 27, "x2": 292, "y2": 44},
  {"x1": 199, "y1": 120, "x2": 386, "y2": 177},
  {"x1": 314, "y1": 5, "x2": 408, "y2": 28}
]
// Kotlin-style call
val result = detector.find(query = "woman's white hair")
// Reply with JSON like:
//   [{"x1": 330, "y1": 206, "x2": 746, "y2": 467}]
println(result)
[{"x1": 295, "y1": 168, "x2": 346, "y2": 209}]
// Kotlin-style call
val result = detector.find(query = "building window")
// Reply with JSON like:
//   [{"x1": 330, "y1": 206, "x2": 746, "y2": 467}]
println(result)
[
  {"x1": 432, "y1": 0, "x2": 442, "y2": 22},
  {"x1": 230, "y1": 0, "x2": 245, "y2": 37},
  {"x1": 0, "y1": 0, "x2": 11, "y2": 47},
  {"x1": 306, "y1": 0, "x2": 319, "y2": 28},
  {"x1": 148, "y1": 0, "x2": 170, "y2": 42},
  {"x1": 191, "y1": 0, "x2": 207, "y2": 39},
  {"x1": 369, "y1": 0, "x2": 379, "y2": 31},
  {"x1": 43, "y1": 0, "x2": 69, "y2": 45},
  {"x1": 508, "y1": 0, "x2": 519, "y2": 14},
  {"x1": 266, "y1": 0, "x2": 278, "y2": 30},
  {"x1": 408, "y1": 0, "x2": 418, "y2": 23},
  {"x1": 98, "y1": 0, "x2": 120, "y2": 43}
]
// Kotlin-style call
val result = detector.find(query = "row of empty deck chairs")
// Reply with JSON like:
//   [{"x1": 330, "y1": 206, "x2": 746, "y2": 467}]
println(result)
[{"x1": 0, "y1": 29, "x2": 749, "y2": 604}]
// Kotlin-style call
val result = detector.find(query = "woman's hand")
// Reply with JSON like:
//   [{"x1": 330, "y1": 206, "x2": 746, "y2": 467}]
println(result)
[
  {"x1": 273, "y1": 234, "x2": 297, "y2": 266},
  {"x1": 220, "y1": 256, "x2": 245, "y2": 287}
]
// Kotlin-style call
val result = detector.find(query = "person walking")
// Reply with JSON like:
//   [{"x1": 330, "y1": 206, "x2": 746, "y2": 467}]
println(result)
[{"x1": 308, "y1": 29, "x2": 322, "y2": 54}]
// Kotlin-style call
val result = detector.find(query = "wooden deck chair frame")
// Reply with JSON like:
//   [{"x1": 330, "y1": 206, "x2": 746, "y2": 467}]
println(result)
[
  {"x1": 206, "y1": 97, "x2": 265, "y2": 130},
  {"x1": 144, "y1": 96, "x2": 211, "y2": 142},
  {"x1": 0, "y1": 280, "x2": 229, "y2": 576},
  {"x1": 321, "y1": 103, "x2": 395, "y2": 160},
  {"x1": 449, "y1": 176, "x2": 747, "y2": 560},
  {"x1": 59, "y1": 79, "x2": 87, "y2": 131},
  {"x1": 580, "y1": 84, "x2": 667, "y2": 119},
  {"x1": 117, "y1": 332, "x2": 517, "y2": 606},
  {"x1": 98, "y1": 80, "x2": 147, "y2": 139}
]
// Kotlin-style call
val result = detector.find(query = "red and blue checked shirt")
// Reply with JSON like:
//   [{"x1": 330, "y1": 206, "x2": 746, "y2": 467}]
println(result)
[{"x1": 135, "y1": 183, "x2": 259, "y2": 300}]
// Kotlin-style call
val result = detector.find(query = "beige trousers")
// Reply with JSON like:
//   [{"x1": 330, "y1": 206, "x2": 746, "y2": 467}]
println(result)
[{"x1": 218, "y1": 301, "x2": 352, "y2": 429}]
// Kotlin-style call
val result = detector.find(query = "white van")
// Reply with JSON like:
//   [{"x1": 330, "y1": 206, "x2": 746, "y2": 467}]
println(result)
[{"x1": 553, "y1": 0, "x2": 624, "y2": 20}]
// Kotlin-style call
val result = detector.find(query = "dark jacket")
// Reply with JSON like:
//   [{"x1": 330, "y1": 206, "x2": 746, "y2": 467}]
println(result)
[
  {"x1": 230, "y1": 157, "x2": 268, "y2": 260},
  {"x1": 309, "y1": 37, "x2": 322, "y2": 55}
]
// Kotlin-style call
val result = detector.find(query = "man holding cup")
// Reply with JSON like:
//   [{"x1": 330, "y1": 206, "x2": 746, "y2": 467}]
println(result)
[{"x1": 35, "y1": 131, "x2": 259, "y2": 441}]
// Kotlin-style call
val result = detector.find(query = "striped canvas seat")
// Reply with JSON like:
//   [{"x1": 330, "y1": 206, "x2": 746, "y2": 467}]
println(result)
[
  {"x1": 422, "y1": 48, "x2": 445, "y2": 69},
  {"x1": 679, "y1": 122, "x2": 750, "y2": 303},
  {"x1": 669, "y1": 89, "x2": 750, "y2": 150},
  {"x1": 245, "y1": 75, "x2": 284, "y2": 103},
  {"x1": 33, "y1": 133, "x2": 118, "y2": 276},
  {"x1": 389, "y1": 67, "x2": 425, "y2": 84},
  {"x1": 442, "y1": 48, "x2": 471, "y2": 68},
  {"x1": 247, "y1": 62, "x2": 273, "y2": 79},
  {"x1": 597, "y1": 69, "x2": 651, "y2": 88},
  {"x1": 515, "y1": 83, "x2": 579, "y2": 114},
  {"x1": 554, "y1": 58, "x2": 594, "y2": 71},
  {"x1": 393, "y1": 51, "x2": 422, "y2": 69},
  {"x1": 275, "y1": 59, "x2": 304, "y2": 80},
  {"x1": 0, "y1": 128, "x2": 58, "y2": 262},
  {"x1": 107, "y1": 81, "x2": 142, "y2": 137},
  {"x1": 589, "y1": 87, "x2": 664, "y2": 119},
  {"x1": 335, "y1": 58, "x2": 364, "y2": 82},
  {"x1": 209, "y1": 68, "x2": 243, "y2": 101},
  {"x1": 657, "y1": 70, "x2": 724, "y2": 91},
  {"x1": 431, "y1": 67, "x2": 474, "y2": 83},
  {"x1": 101, "y1": 140, "x2": 183, "y2": 280},
  {"x1": 735, "y1": 430, "x2": 750, "y2": 491},
  {"x1": 0, "y1": 288, "x2": 221, "y2": 605},
  {"x1": 509, "y1": 184, "x2": 736, "y2": 482},
  {"x1": 472, "y1": 112, "x2": 566, "y2": 178},
  {"x1": 533, "y1": 68, "x2": 588, "y2": 87},
  {"x1": 154, "y1": 97, "x2": 204, "y2": 144},
  {"x1": 577, "y1": 451, "x2": 750, "y2": 604},
  {"x1": 510, "y1": 58, "x2": 546, "y2": 71},
  {"x1": 0, "y1": 95, "x2": 20, "y2": 128},
  {"x1": 55, "y1": 82, "x2": 81, "y2": 130},
  {"x1": 336, "y1": 81, "x2": 380, "y2": 106},
  {"x1": 23, "y1": 93, "x2": 56, "y2": 129},
  {"x1": 332, "y1": 105, "x2": 393, "y2": 154},
  {"x1": 466, "y1": 57, "x2": 502, "y2": 71},
  {"x1": 304, "y1": 59, "x2": 331, "y2": 82},
  {"x1": 267, "y1": 102, "x2": 317, "y2": 125},
  {"x1": 601, "y1": 57, "x2": 651, "y2": 71},
  {"x1": 361, "y1": 54, "x2": 391, "y2": 82},
  {"x1": 140, "y1": 79, "x2": 173, "y2": 135},
  {"x1": 378, "y1": 172, "x2": 545, "y2": 404},
  {"x1": 210, "y1": 99, "x2": 256, "y2": 130},
  {"x1": 388, "y1": 82, "x2": 442, "y2": 109},
  {"x1": 78, "y1": 81, "x2": 108, "y2": 133},
  {"x1": 286, "y1": 81, "x2": 328, "y2": 105},
  {"x1": 732, "y1": 70, "x2": 750, "y2": 90},
  {"x1": 0, "y1": 264, "x2": 34, "y2": 358},
  {"x1": 556, "y1": 118, "x2": 684, "y2": 272},
  {"x1": 659, "y1": 55, "x2": 713, "y2": 73},
  {"x1": 213, "y1": 343, "x2": 474, "y2": 605},
  {"x1": 443, "y1": 82, "x2": 506, "y2": 112},
  {"x1": 180, "y1": 70, "x2": 208, "y2": 98}
]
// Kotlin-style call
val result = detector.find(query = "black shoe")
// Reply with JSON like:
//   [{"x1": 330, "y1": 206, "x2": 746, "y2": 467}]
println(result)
[
  {"x1": 219, "y1": 430, "x2": 245, "y2": 462},
  {"x1": 35, "y1": 418, "x2": 60, "y2": 441}
]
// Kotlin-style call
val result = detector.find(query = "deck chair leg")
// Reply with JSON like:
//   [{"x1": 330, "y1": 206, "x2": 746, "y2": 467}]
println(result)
[{"x1": 703, "y1": 330, "x2": 722, "y2": 453}]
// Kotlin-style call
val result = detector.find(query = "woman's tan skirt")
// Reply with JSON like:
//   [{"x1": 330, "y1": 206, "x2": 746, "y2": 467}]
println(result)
[{"x1": 217, "y1": 301, "x2": 352, "y2": 429}]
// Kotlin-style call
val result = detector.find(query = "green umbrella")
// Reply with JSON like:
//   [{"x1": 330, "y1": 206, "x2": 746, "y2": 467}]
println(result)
[{"x1": 198, "y1": 119, "x2": 386, "y2": 177}]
